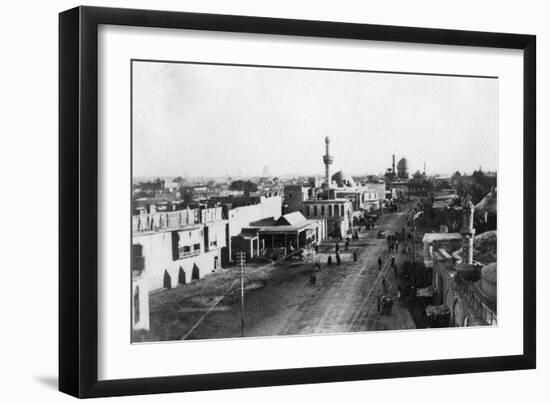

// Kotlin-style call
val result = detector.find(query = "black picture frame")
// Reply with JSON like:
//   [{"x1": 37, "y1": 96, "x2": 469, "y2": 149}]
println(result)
[{"x1": 59, "y1": 6, "x2": 536, "y2": 398}]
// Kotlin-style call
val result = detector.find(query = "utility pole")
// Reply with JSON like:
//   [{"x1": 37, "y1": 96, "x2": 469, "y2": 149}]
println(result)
[
  {"x1": 412, "y1": 216, "x2": 416, "y2": 264},
  {"x1": 237, "y1": 251, "x2": 246, "y2": 337},
  {"x1": 412, "y1": 210, "x2": 423, "y2": 286}
]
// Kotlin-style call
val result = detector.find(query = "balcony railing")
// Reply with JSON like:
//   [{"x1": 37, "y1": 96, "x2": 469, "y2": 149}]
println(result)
[{"x1": 177, "y1": 247, "x2": 201, "y2": 259}]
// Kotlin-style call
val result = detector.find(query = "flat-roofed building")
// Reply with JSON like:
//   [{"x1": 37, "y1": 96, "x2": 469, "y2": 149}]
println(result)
[
  {"x1": 302, "y1": 198, "x2": 352, "y2": 238},
  {"x1": 236, "y1": 212, "x2": 326, "y2": 259}
]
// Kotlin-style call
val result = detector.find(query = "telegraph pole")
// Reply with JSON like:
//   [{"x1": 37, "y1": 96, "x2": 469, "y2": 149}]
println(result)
[
  {"x1": 412, "y1": 210, "x2": 423, "y2": 287},
  {"x1": 237, "y1": 251, "x2": 246, "y2": 337}
]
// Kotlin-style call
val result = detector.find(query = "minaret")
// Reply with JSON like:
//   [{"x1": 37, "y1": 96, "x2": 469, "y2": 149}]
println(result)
[
  {"x1": 461, "y1": 195, "x2": 476, "y2": 264},
  {"x1": 392, "y1": 154, "x2": 396, "y2": 175},
  {"x1": 323, "y1": 136, "x2": 334, "y2": 188}
]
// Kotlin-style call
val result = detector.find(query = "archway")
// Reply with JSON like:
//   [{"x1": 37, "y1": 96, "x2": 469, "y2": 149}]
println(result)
[
  {"x1": 178, "y1": 266, "x2": 186, "y2": 285},
  {"x1": 163, "y1": 269, "x2": 171, "y2": 289},
  {"x1": 192, "y1": 263, "x2": 200, "y2": 280}
]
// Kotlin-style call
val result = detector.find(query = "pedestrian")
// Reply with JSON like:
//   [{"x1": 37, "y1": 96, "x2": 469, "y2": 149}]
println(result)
[
  {"x1": 327, "y1": 255, "x2": 333, "y2": 266},
  {"x1": 378, "y1": 256, "x2": 382, "y2": 270},
  {"x1": 336, "y1": 252, "x2": 341, "y2": 266},
  {"x1": 353, "y1": 251, "x2": 357, "y2": 262},
  {"x1": 377, "y1": 295, "x2": 381, "y2": 313},
  {"x1": 335, "y1": 242, "x2": 339, "y2": 253},
  {"x1": 382, "y1": 277, "x2": 386, "y2": 290},
  {"x1": 391, "y1": 255, "x2": 396, "y2": 268},
  {"x1": 388, "y1": 297, "x2": 394, "y2": 315}
]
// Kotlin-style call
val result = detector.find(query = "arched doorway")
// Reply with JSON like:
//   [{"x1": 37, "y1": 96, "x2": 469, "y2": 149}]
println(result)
[
  {"x1": 178, "y1": 266, "x2": 186, "y2": 285},
  {"x1": 133, "y1": 286, "x2": 140, "y2": 324},
  {"x1": 163, "y1": 269, "x2": 171, "y2": 289},
  {"x1": 192, "y1": 263, "x2": 200, "y2": 280}
]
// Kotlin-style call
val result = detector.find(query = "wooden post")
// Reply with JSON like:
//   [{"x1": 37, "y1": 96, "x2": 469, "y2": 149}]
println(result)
[{"x1": 237, "y1": 251, "x2": 245, "y2": 337}]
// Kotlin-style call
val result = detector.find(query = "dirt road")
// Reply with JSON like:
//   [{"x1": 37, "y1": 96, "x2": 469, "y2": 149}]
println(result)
[{"x1": 183, "y1": 209, "x2": 416, "y2": 340}]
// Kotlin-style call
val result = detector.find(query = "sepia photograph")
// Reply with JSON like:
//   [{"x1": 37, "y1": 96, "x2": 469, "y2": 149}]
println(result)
[{"x1": 131, "y1": 60, "x2": 498, "y2": 343}]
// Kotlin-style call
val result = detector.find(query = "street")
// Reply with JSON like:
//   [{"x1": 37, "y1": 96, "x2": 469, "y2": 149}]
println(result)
[{"x1": 178, "y1": 209, "x2": 416, "y2": 340}]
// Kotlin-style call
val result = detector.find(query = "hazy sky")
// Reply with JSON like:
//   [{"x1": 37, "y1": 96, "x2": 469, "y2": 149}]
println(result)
[{"x1": 132, "y1": 61, "x2": 498, "y2": 178}]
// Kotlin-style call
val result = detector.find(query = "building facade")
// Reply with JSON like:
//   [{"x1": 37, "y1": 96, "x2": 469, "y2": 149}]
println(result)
[
  {"x1": 302, "y1": 198, "x2": 352, "y2": 238},
  {"x1": 422, "y1": 197, "x2": 497, "y2": 327},
  {"x1": 131, "y1": 196, "x2": 283, "y2": 332}
]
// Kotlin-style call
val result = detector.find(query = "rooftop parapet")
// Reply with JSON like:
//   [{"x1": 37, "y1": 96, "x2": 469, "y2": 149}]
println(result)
[{"x1": 133, "y1": 206, "x2": 224, "y2": 233}]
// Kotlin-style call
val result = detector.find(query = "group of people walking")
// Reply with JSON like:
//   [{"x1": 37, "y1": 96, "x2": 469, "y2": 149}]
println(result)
[
  {"x1": 386, "y1": 227, "x2": 414, "y2": 254},
  {"x1": 377, "y1": 294, "x2": 394, "y2": 315}
]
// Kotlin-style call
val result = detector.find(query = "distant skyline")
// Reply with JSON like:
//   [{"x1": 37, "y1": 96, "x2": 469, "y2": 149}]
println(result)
[{"x1": 133, "y1": 61, "x2": 498, "y2": 179}]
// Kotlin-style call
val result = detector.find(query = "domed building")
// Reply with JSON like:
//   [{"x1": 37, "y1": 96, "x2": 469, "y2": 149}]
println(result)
[
  {"x1": 331, "y1": 170, "x2": 356, "y2": 188},
  {"x1": 422, "y1": 195, "x2": 497, "y2": 327},
  {"x1": 480, "y1": 263, "x2": 497, "y2": 300},
  {"x1": 397, "y1": 157, "x2": 409, "y2": 179}
]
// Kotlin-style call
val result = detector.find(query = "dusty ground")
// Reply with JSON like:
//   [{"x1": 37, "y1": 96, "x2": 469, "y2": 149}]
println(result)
[{"x1": 146, "y1": 208, "x2": 417, "y2": 342}]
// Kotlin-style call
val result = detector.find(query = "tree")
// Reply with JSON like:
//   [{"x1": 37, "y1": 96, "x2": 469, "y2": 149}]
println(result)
[
  {"x1": 138, "y1": 178, "x2": 163, "y2": 191},
  {"x1": 229, "y1": 180, "x2": 258, "y2": 194},
  {"x1": 456, "y1": 170, "x2": 496, "y2": 204}
]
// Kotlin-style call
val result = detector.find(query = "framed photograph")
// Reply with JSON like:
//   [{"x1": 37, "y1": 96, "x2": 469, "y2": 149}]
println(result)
[{"x1": 59, "y1": 6, "x2": 536, "y2": 398}]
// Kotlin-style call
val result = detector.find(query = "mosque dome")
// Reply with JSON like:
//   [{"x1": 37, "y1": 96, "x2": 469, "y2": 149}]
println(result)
[
  {"x1": 397, "y1": 157, "x2": 409, "y2": 179},
  {"x1": 480, "y1": 262, "x2": 497, "y2": 299},
  {"x1": 331, "y1": 170, "x2": 356, "y2": 187}
]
